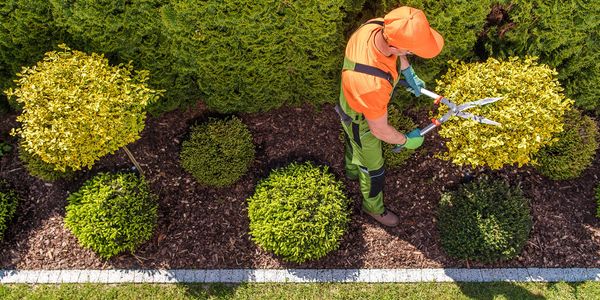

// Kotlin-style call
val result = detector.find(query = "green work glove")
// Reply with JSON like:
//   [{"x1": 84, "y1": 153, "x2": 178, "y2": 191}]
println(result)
[
  {"x1": 392, "y1": 128, "x2": 424, "y2": 152},
  {"x1": 401, "y1": 66, "x2": 425, "y2": 97}
]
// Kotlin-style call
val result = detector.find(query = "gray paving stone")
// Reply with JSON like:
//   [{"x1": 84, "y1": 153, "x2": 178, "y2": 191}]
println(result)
[
  {"x1": 169, "y1": 269, "x2": 197, "y2": 283},
  {"x1": 220, "y1": 269, "x2": 251, "y2": 283},
  {"x1": 0, "y1": 270, "x2": 19, "y2": 283},
  {"x1": 203, "y1": 269, "x2": 224, "y2": 283},
  {"x1": 37, "y1": 270, "x2": 60, "y2": 283},
  {"x1": 23, "y1": 270, "x2": 40, "y2": 283},
  {"x1": 330, "y1": 269, "x2": 359, "y2": 282},
  {"x1": 404, "y1": 269, "x2": 422, "y2": 282},
  {"x1": 59, "y1": 270, "x2": 81, "y2": 283},
  {"x1": 480, "y1": 268, "x2": 529, "y2": 282},
  {"x1": 589, "y1": 269, "x2": 600, "y2": 281},
  {"x1": 443, "y1": 269, "x2": 482, "y2": 282}
]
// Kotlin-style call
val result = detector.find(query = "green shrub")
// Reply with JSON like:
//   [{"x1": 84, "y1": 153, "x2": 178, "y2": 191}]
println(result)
[
  {"x1": 480, "y1": 0, "x2": 600, "y2": 114},
  {"x1": 19, "y1": 144, "x2": 74, "y2": 181},
  {"x1": 0, "y1": 141, "x2": 11, "y2": 158},
  {"x1": 160, "y1": 0, "x2": 363, "y2": 113},
  {"x1": 6, "y1": 44, "x2": 161, "y2": 172},
  {"x1": 180, "y1": 117, "x2": 255, "y2": 187},
  {"x1": 438, "y1": 178, "x2": 532, "y2": 263},
  {"x1": 384, "y1": 105, "x2": 416, "y2": 168},
  {"x1": 534, "y1": 109, "x2": 599, "y2": 180},
  {"x1": 0, "y1": 180, "x2": 19, "y2": 241},
  {"x1": 0, "y1": 0, "x2": 71, "y2": 110},
  {"x1": 247, "y1": 162, "x2": 350, "y2": 263},
  {"x1": 435, "y1": 57, "x2": 573, "y2": 169},
  {"x1": 64, "y1": 172, "x2": 158, "y2": 259},
  {"x1": 49, "y1": 0, "x2": 196, "y2": 113},
  {"x1": 363, "y1": 0, "x2": 493, "y2": 106}
]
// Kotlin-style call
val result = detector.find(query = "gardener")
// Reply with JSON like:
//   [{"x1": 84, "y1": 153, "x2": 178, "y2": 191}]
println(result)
[{"x1": 335, "y1": 6, "x2": 444, "y2": 227}]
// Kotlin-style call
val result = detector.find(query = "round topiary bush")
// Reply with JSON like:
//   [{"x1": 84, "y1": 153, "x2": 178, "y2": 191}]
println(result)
[
  {"x1": 180, "y1": 117, "x2": 255, "y2": 187},
  {"x1": 435, "y1": 57, "x2": 573, "y2": 169},
  {"x1": 384, "y1": 104, "x2": 417, "y2": 168},
  {"x1": 64, "y1": 172, "x2": 158, "y2": 259},
  {"x1": 6, "y1": 44, "x2": 161, "y2": 172},
  {"x1": 534, "y1": 109, "x2": 598, "y2": 180},
  {"x1": 438, "y1": 178, "x2": 532, "y2": 263},
  {"x1": 19, "y1": 143, "x2": 74, "y2": 181},
  {"x1": 0, "y1": 180, "x2": 18, "y2": 241},
  {"x1": 247, "y1": 162, "x2": 350, "y2": 263}
]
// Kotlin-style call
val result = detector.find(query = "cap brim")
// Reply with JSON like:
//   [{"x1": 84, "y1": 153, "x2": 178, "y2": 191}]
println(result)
[{"x1": 410, "y1": 28, "x2": 444, "y2": 59}]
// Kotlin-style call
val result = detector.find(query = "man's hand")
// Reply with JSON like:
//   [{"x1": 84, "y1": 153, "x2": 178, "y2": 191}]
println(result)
[
  {"x1": 401, "y1": 66, "x2": 425, "y2": 97},
  {"x1": 392, "y1": 128, "x2": 424, "y2": 152}
]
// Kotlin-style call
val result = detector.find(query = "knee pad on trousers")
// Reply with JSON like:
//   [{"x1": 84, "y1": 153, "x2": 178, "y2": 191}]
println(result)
[{"x1": 360, "y1": 166, "x2": 385, "y2": 198}]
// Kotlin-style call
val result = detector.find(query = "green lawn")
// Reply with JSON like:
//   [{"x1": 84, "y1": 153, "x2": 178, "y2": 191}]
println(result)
[{"x1": 1, "y1": 282, "x2": 599, "y2": 300}]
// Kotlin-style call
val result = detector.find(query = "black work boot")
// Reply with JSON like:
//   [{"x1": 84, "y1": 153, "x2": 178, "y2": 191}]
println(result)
[{"x1": 364, "y1": 208, "x2": 400, "y2": 227}]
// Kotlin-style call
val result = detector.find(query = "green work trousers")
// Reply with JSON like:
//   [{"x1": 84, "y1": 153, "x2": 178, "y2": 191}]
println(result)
[{"x1": 337, "y1": 91, "x2": 385, "y2": 215}]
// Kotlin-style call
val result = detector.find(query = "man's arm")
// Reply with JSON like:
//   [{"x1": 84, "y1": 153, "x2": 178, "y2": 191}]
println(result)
[{"x1": 366, "y1": 113, "x2": 407, "y2": 145}]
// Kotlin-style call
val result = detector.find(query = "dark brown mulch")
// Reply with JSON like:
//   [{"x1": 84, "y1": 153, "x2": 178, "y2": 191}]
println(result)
[{"x1": 0, "y1": 102, "x2": 598, "y2": 270}]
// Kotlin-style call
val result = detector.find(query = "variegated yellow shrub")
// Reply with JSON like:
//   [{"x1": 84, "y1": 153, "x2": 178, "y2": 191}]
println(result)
[
  {"x1": 5, "y1": 44, "x2": 161, "y2": 172},
  {"x1": 435, "y1": 57, "x2": 573, "y2": 169}
]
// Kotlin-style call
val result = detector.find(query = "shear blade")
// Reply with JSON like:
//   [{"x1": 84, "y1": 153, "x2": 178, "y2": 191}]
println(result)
[
  {"x1": 456, "y1": 112, "x2": 501, "y2": 126},
  {"x1": 457, "y1": 97, "x2": 503, "y2": 111}
]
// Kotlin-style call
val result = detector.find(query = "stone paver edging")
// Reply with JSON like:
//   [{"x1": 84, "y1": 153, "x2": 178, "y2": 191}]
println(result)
[{"x1": 1, "y1": 268, "x2": 599, "y2": 283}]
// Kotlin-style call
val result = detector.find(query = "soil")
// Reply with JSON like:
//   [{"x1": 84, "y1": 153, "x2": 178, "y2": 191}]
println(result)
[{"x1": 0, "y1": 102, "x2": 598, "y2": 270}]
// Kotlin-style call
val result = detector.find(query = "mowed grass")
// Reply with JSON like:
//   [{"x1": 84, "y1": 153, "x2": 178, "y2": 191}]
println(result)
[{"x1": 1, "y1": 282, "x2": 599, "y2": 300}]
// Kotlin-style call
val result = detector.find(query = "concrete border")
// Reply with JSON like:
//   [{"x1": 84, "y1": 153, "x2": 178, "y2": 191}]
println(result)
[{"x1": 0, "y1": 268, "x2": 599, "y2": 283}]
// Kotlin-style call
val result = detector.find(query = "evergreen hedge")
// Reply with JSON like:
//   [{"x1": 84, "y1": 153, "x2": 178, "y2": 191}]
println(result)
[
  {"x1": 64, "y1": 172, "x2": 158, "y2": 259},
  {"x1": 160, "y1": 0, "x2": 363, "y2": 113},
  {"x1": 480, "y1": 0, "x2": 600, "y2": 114},
  {"x1": 247, "y1": 162, "x2": 350, "y2": 263},
  {"x1": 19, "y1": 144, "x2": 75, "y2": 181},
  {"x1": 534, "y1": 109, "x2": 598, "y2": 180},
  {"x1": 49, "y1": 0, "x2": 196, "y2": 114},
  {"x1": 0, "y1": 0, "x2": 70, "y2": 110},
  {"x1": 438, "y1": 178, "x2": 532, "y2": 263}
]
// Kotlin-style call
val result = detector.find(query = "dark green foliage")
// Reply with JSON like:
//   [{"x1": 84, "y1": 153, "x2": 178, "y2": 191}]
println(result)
[
  {"x1": 0, "y1": 180, "x2": 19, "y2": 241},
  {"x1": 0, "y1": 0, "x2": 70, "y2": 110},
  {"x1": 480, "y1": 0, "x2": 600, "y2": 113},
  {"x1": 366, "y1": 0, "x2": 494, "y2": 106},
  {"x1": 438, "y1": 178, "x2": 532, "y2": 263},
  {"x1": 64, "y1": 172, "x2": 158, "y2": 259},
  {"x1": 49, "y1": 0, "x2": 198, "y2": 113},
  {"x1": 161, "y1": 0, "x2": 363, "y2": 113},
  {"x1": 247, "y1": 162, "x2": 350, "y2": 263},
  {"x1": 534, "y1": 109, "x2": 598, "y2": 180},
  {"x1": 0, "y1": 141, "x2": 11, "y2": 158},
  {"x1": 384, "y1": 105, "x2": 416, "y2": 168},
  {"x1": 180, "y1": 117, "x2": 255, "y2": 187},
  {"x1": 19, "y1": 145, "x2": 75, "y2": 181}
]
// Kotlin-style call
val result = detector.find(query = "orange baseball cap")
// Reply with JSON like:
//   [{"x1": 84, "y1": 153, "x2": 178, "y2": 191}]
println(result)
[{"x1": 383, "y1": 6, "x2": 444, "y2": 59}]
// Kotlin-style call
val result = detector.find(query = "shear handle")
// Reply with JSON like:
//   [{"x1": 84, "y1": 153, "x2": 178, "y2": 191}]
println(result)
[{"x1": 397, "y1": 80, "x2": 443, "y2": 101}]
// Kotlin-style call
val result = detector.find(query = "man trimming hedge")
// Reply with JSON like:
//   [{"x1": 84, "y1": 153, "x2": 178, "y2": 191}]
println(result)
[{"x1": 336, "y1": 6, "x2": 443, "y2": 227}]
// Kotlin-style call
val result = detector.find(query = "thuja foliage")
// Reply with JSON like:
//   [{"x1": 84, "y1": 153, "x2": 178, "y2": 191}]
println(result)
[
  {"x1": 435, "y1": 57, "x2": 573, "y2": 169},
  {"x1": 0, "y1": 0, "x2": 70, "y2": 110},
  {"x1": 247, "y1": 162, "x2": 350, "y2": 263},
  {"x1": 480, "y1": 0, "x2": 600, "y2": 113},
  {"x1": 384, "y1": 105, "x2": 416, "y2": 168},
  {"x1": 369, "y1": 0, "x2": 493, "y2": 105},
  {"x1": 438, "y1": 178, "x2": 532, "y2": 263},
  {"x1": 160, "y1": 0, "x2": 363, "y2": 113},
  {"x1": 180, "y1": 117, "x2": 255, "y2": 187},
  {"x1": 64, "y1": 172, "x2": 158, "y2": 259},
  {"x1": 0, "y1": 180, "x2": 18, "y2": 241},
  {"x1": 534, "y1": 109, "x2": 598, "y2": 180},
  {"x1": 49, "y1": 0, "x2": 197, "y2": 113},
  {"x1": 19, "y1": 143, "x2": 75, "y2": 181},
  {"x1": 6, "y1": 45, "x2": 161, "y2": 172}
]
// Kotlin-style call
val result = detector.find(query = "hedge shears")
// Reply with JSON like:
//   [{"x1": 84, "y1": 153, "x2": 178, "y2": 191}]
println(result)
[{"x1": 392, "y1": 80, "x2": 502, "y2": 152}]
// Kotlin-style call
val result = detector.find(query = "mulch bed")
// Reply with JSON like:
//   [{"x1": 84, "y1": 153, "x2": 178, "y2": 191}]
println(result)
[{"x1": 0, "y1": 102, "x2": 598, "y2": 270}]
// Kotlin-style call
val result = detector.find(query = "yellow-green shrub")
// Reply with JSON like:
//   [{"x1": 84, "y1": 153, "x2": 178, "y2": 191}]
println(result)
[
  {"x1": 5, "y1": 44, "x2": 161, "y2": 171},
  {"x1": 435, "y1": 57, "x2": 573, "y2": 169},
  {"x1": 19, "y1": 143, "x2": 74, "y2": 181},
  {"x1": 534, "y1": 109, "x2": 598, "y2": 180}
]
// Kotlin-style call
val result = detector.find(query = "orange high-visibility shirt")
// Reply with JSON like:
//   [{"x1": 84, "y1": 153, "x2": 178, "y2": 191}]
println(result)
[{"x1": 341, "y1": 19, "x2": 399, "y2": 120}]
